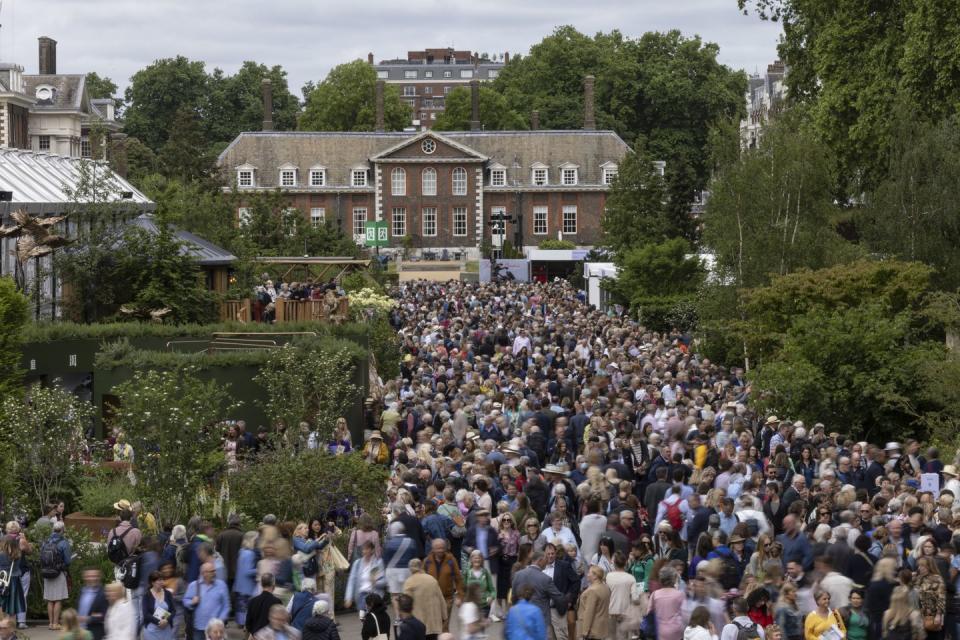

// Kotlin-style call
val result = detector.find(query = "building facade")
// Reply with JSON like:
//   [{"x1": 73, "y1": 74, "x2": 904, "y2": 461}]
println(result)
[
  {"x1": 740, "y1": 60, "x2": 786, "y2": 149},
  {"x1": 218, "y1": 128, "x2": 629, "y2": 256},
  {"x1": 0, "y1": 37, "x2": 120, "y2": 159},
  {"x1": 371, "y1": 48, "x2": 506, "y2": 129}
]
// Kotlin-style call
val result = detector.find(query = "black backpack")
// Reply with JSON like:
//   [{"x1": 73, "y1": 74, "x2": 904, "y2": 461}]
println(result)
[
  {"x1": 733, "y1": 620, "x2": 762, "y2": 640},
  {"x1": 107, "y1": 527, "x2": 135, "y2": 564},
  {"x1": 119, "y1": 555, "x2": 141, "y2": 589},
  {"x1": 39, "y1": 539, "x2": 65, "y2": 579}
]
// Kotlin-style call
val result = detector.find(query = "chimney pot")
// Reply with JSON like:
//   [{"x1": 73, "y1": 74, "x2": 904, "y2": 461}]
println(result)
[
  {"x1": 470, "y1": 79, "x2": 481, "y2": 131},
  {"x1": 530, "y1": 110, "x2": 539, "y2": 131},
  {"x1": 583, "y1": 75, "x2": 596, "y2": 131},
  {"x1": 38, "y1": 37, "x2": 57, "y2": 75},
  {"x1": 261, "y1": 78, "x2": 274, "y2": 132},
  {"x1": 375, "y1": 80, "x2": 385, "y2": 132}
]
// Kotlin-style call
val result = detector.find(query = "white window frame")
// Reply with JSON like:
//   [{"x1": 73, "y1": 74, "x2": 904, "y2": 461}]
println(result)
[
  {"x1": 421, "y1": 167, "x2": 437, "y2": 196},
  {"x1": 424, "y1": 86, "x2": 433, "y2": 94},
  {"x1": 490, "y1": 169, "x2": 506, "y2": 187},
  {"x1": 238, "y1": 207, "x2": 251, "y2": 226},
  {"x1": 533, "y1": 206, "x2": 548, "y2": 235},
  {"x1": 403, "y1": 85, "x2": 416, "y2": 97},
  {"x1": 352, "y1": 207, "x2": 367, "y2": 240},
  {"x1": 443, "y1": 71, "x2": 452, "y2": 78},
  {"x1": 309, "y1": 168, "x2": 326, "y2": 187},
  {"x1": 460, "y1": 69, "x2": 473, "y2": 79},
  {"x1": 80, "y1": 137, "x2": 91, "y2": 158},
  {"x1": 280, "y1": 168, "x2": 297, "y2": 187},
  {"x1": 392, "y1": 207, "x2": 406, "y2": 237},
  {"x1": 532, "y1": 167, "x2": 548, "y2": 186},
  {"x1": 452, "y1": 207, "x2": 467, "y2": 237},
  {"x1": 561, "y1": 167, "x2": 578, "y2": 186},
  {"x1": 488, "y1": 70, "x2": 499, "y2": 79},
  {"x1": 352, "y1": 169, "x2": 368, "y2": 187},
  {"x1": 310, "y1": 207, "x2": 325, "y2": 228},
  {"x1": 404, "y1": 70, "x2": 418, "y2": 79},
  {"x1": 376, "y1": 70, "x2": 388, "y2": 79},
  {"x1": 452, "y1": 167, "x2": 467, "y2": 195},
  {"x1": 237, "y1": 170, "x2": 254, "y2": 188},
  {"x1": 602, "y1": 166, "x2": 618, "y2": 185},
  {"x1": 422, "y1": 207, "x2": 437, "y2": 236},
  {"x1": 562, "y1": 205, "x2": 577, "y2": 234},
  {"x1": 391, "y1": 167, "x2": 406, "y2": 196},
  {"x1": 424, "y1": 71, "x2": 434, "y2": 79}
]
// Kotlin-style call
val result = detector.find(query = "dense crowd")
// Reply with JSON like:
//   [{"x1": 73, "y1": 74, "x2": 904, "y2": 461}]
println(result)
[{"x1": 1, "y1": 278, "x2": 958, "y2": 640}]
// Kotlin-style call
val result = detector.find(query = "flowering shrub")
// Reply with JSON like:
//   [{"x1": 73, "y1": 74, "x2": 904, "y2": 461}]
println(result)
[{"x1": 348, "y1": 287, "x2": 396, "y2": 322}]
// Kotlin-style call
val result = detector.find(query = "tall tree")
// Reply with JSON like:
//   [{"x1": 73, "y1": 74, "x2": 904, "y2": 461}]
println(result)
[
  {"x1": 299, "y1": 60, "x2": 410, "y2": 131},
  {"x1": 701, "y1": 111, "x2": 852, "y2": 290},
  {"x1": 600, "y1": 141, "x2": 672, "y2": 253},
  {"x1": 0, "y1": 277, "x2": 27, "y2": 399},
  {"x1": 433, "y1": 85, "x2": 525, "y2": 131},
  {"x1": 858, "y1": 111, "x2": 960, "y2": 291},
  {"x1": 157, "y1": 107, "x2": 217, "y2": 184},
  {"x1": 204, "y1": 61, "x2": 301, "y2": 146},
  {"x1": 123, "y1": 56, "x2": 210, "y2": 151},
  {"x1": 85, "y1": 71, "x2": 122, "y2": 112}
]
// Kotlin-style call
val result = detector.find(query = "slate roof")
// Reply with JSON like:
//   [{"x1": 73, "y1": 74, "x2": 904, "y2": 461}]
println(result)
[
  {"x1": 0, "y1": 148, "x2": 152, "y2": 209},
  {"x1": 218, "y1": 130, "x2": 630, "y2": 188},
  {"x1": 129, "y1": 214, "x2": 237, "y2": 266},
  {"x1": 23, "y1": 74, "x2": 86, "y2": 110}
]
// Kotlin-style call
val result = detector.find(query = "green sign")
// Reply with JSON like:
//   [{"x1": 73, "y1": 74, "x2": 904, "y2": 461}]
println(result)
[{"x1": 364, "y1": 221, "x2": 388, "y2": 247}]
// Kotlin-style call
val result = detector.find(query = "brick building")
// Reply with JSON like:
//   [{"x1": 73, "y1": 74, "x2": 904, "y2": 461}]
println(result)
[
  {"x1": 371, "y1": 48, "x2": 506, "y2": 129},
  {"x1": 218, "y1": 78, "x2": 629, "y2": 258}
]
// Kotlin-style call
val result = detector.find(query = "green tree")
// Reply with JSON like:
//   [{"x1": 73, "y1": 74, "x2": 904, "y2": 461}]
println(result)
[
  {"x1": 858, "y1": 111, "x2": 960, "y2": 291},
  {"x1": 255, "y1": 341, "x2": 361, "y2": 442},
  {"x1": 601, "y1": 142, "x2": 670, "y2": 253},
  {"x1": 231, "y1": 450, "x2": 387, "y2": 523},
  {"x1": 157, "y1": 107, "x2": 217, "y2": 184},
  {"x1": 85, "y1": 71, "x2": 122, "y2": 112},
  {"x1": 205, "y1": 62, "x2": 300, "y2": 146},
  {"x1": 299, "y1": 60, "x2": 410, "y2": 131},
  {"x1": 123, "y1": 56, "x2": 210, "y2": 151},
  {"x1": 0, "y1": 385, "x2": 93, "y2": 514},
  {"x1": 236, "y1": 190, "x2": 358, "y2": 258},
  {"x1": 433, "y1": 85, "x2": 526, "y2": 131},
  {"x1": 0, "y1": 277, "x2": 28, "y2": 399},
  {"x1": 136, "y1": 174, "x2": 237, "y2": 249},
  {"x1": 606, "y1": 238, "x2": 704, "y2": 330},
  {"x1": 701, "y1": 111, "x2": 851, "y2": 290},
  {"x1": 112, "y1": 367, "x2": 238, "y2": 526}
]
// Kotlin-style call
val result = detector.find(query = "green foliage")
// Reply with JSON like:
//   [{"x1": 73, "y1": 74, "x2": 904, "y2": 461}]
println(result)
[
  {"x1": 601, "y1": 142, "x2": 672, "y2": 253},
  {"x1": 23, "y1": 524, "x2": 113, "y2": 617},
  {"x1": 236, "y1": 190, "x2": 359, "y2": 258},
  {"x1": 0, "y1": 276, "x2": 28, "y2": 399},
  {"x1": 606, "y1": 239, "x2": 704, "y2": 331},
  {"x1": 433, "y1": 86, "x2": 526, "y2": 131},
  {"x1": 77, "y1": 476, "x2": 133, "y2": 517},
  {"x1": 857, "y1": 111, "x2": 960, "y2": 291},
  {"x1": 112, "y1": 367, "x2": 238, "y2": 526},
  {"x1": 701, "y1": 111, "x2": 854, "y2": 290},
  {"x1": 341, "y1": 270, "x2": 383, "y2": 294},
  {"x1": 537, "y1": 239, "x2": 576, "y2": 250},
  {"x1": 204, "y1": 61, "x2": 300, "y2": 146},
  {"x1": 368, "y1": 317, "x2": 401, "y2": 381},
  {"x1": 123, "y1": 56, "x2": 211, "y2": 152},
  {"x1": 0, "y1": 385, "x2": 93, "y2": 515},
  {"x1": 85, "y1": 72, "x2": 122, "y2": 111},
  {"x1": 300, "y1": 60, "x2": 410, "y2": 131},
  {"x1": 739, "y1": 260, "x2": 959, "y2": 442},
  {"x1": 136, "y1": 174, "x2": 237, "y2": 249},
  {"x1": 255, "y1": 342, "x2": 361, "y2": 441},
  {"x1": 157, "y1": 107, "x2": 217, "y2": 184},
  {"x1": 230, "y1": 449, "x2": 387, "y2": 522}
]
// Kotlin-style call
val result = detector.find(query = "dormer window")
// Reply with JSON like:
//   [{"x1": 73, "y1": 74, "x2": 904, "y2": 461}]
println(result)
[
  {"x1": 236, "y1": 166, "x2": 256, "y2": 188},
  {"x1": 35, "y1": 84, "x2": 55, "y2": 102},
  {"x1": 531, "y1": 163, "x2": 549, "y2": 186},
  {"x1": 560, "y1": 165, "x2": 579, "y2": 186},
  {"x1": 279, "y1": 167, "x2": 297, "y2": 187},
  {"x1": 352, "y1": 168, "x2": 368, "y2": 187},
  {"x1": 490, "y1": 168, "x2": 506, "y2": 187},
  {"x1": 601, "y1": 162, "x2": 618, "y2": 185},
  {"x1": 309, "y1": 167, "x2": 326, "y2": 187}
]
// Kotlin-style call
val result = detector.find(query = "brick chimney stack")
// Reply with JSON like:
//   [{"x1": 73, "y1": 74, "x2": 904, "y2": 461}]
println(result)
[
  {"x1": 368, "y1": 52, "x2": 374, "y2": 64},
  {"x1": 530, "y1": 110, "x2": 539, "y2": 131},
  {"x1": 504, "y1": 51, "x2": 510, "y2": 64},
  {"x1": 583, "y1": 75, "x2": 596, "y2": 130},
  {"x1": 261, "y1": 79, "x2": 274, "y2": 131},
  {"x1": 470, "y1": 79, "x2": 481, "y2": 131},
  {"x1": 375, "y1": 80, "x2": 385, "y2": 132},
  {"x1": 38, "y1": 37, "x2": 57, "y2": 75}
]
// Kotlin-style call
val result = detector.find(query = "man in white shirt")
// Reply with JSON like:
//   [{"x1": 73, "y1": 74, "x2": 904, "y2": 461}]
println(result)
[
  {"x1": 606, "y1": 553, "x2": 636, "y2": 640},
  {"x1": 721, "y1": 598, "x2": 765, "y2": 640},
  {"x1": 512, "y1": 328, "x2": 532, "y2": 356},
  {"x1": 578, "y1": 500, "x2": 607, "y2": 562},
  {"x1": 816, "y1": 556, "x2": 853, "y2": 609}
]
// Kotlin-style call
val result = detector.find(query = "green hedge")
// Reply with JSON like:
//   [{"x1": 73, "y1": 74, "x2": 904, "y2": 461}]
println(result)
[{"x1": 21, "y1": 320, "x2": 376, "y2": 343}]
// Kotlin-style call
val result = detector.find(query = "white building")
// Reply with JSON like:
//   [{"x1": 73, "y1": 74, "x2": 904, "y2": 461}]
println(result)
[{"x1": 740, "y1": 60, "x2": 786, "y2": 150}]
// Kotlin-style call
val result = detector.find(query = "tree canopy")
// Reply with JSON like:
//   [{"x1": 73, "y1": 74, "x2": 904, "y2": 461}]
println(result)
[
  {"x1": 299, "y1": 60, "x2": 410, "y2": 131},
  {"x1": 0, "y1": 277, "x2": 27, "y2": 399},
  {"x1": 433, "y1": 85, "x2": 525, "y2": 131},
  {"x1": 601, "y1": 141, "x2": 672, "y2": 253}
]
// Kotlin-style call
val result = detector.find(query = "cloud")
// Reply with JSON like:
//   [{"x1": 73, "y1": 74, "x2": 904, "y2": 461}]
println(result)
[{"x1": 1, "y1": 0, "x2": 782, "y2": 96}]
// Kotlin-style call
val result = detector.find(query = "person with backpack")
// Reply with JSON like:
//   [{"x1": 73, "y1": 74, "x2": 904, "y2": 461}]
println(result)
[
  {"x1": 721, "y1": 597, "x2": 765, "y2": 640},
  {"x1": 183, "y1": 563, "x2": 230, "y2": 640},
  {"x1": 656, "y1": 486, "x2": 690, "y2": 537},
  {"x1": 41, "y1": 521, "x2": 72, "y2": 630},
  {"x1": 106, "y1": 506, "x2": 142, "y2": 577}
]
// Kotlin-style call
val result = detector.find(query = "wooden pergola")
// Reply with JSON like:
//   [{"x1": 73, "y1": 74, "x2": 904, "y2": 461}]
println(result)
[{"x1": 254, "y1": 256, "x2": 371, "y2": 284}]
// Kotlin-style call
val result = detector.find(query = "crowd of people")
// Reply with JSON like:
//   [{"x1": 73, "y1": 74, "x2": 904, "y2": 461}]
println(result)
[
  {"x1": 2, "y1": 278, "x2": 960, "y2": 640},
  {"x1": 251, "y1": 277, "x2": 345, "y2": 323}
]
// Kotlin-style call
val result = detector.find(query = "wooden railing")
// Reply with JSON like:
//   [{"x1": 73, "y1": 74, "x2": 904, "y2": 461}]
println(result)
[{"x1": 218, "y1": 297, "x2": 350, "y2": 324}]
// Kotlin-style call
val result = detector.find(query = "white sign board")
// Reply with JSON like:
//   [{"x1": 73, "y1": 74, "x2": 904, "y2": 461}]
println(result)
[{"x1": 921, "y1": 472, "x2": 940, "y2": 496}]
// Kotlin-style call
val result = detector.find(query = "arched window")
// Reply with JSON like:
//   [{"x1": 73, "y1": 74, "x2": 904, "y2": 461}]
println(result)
[
  {"x1": 422, "y1": 167, "x2": 437, "y2": 196},
  {"x1": 452, "y1": 167, "x2": 467, "y2": 195},
  {"x1": 391, "y1": 167, "x2": 406, "y2": 196}
]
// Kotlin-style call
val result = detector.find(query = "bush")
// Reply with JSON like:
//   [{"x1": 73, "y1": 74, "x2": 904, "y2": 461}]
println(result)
[
  {"x1": 77, "y1": 476, "x2": 133, "y2": 517},
  {"x1": 537, "y1": 239, "x2": 576, "y2": 250},
  {"x1": 24, "y1": 523, "x2": 113, "y2": 617}
]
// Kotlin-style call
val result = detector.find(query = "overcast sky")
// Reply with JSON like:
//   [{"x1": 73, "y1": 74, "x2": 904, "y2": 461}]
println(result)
[{"x1": 0, "y1": 0, "x2": 782, "y2": 97}]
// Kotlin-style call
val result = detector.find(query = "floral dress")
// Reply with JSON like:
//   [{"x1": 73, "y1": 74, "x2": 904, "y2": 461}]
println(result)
[{"x1": 918, "y1": 573, "x2": 946, "y2": 627}]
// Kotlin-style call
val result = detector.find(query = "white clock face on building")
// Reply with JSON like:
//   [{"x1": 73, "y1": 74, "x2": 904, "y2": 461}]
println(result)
[{"x1": 421, "y1": 139, "x2": 436, "y2": 154}]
